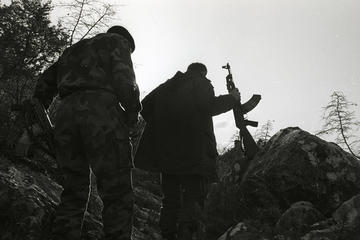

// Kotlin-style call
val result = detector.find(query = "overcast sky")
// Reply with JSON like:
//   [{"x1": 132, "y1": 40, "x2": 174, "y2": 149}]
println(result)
[
  {"x1": 116, "y1": 0, "x2": 360, "y2": 149},
  {"x1": 53, "y1": 0, "x2": 360, "y2": 149}
]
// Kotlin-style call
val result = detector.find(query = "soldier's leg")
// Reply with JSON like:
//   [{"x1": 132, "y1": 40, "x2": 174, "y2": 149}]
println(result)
[
  {"x1": 86, "y1": 135, "x2": 134, "y2": 240},
  {"x1": 178, "y1": 175, "x2": 207, "y2": 240},
  {"x1": 52, "y1": 167, "x2": 92, "y2": 240},
  {"x1": 160, "y1": 173, "x2": 181, "y2": 240},
  {"x1": 96, "y1": 167, "x2": 133, "y2": 240},
  {"x1": 52, "y1": 106, "x2": 92, "y2": 240},
  {"x1": 71, "y1": 92, "x2": 134, "y2": 240}
]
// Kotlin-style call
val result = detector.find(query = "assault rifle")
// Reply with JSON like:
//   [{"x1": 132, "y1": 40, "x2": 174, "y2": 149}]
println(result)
[
  {"x1": 11, "y1": 98, "x2": 55, "y2": 158},
  {"x1": 222, "y1": 63, "x2": 261, "y2": 183}
]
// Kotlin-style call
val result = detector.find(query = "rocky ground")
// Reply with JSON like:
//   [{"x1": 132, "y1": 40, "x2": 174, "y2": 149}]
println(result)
[
  {"x1": 0, "y1": 153, "x2": 162, "y2": 240},
  {"x1": 207, "y1": 127, "x2": 360, "y2": 240},
  {"x1": 0, "y1": 127, "x2": 360, "y2": 240}
]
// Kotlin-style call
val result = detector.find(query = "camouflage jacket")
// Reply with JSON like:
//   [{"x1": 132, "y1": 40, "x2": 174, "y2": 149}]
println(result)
[{"x1": 33, "y1": 33, "x2": 141, "y2": 115}]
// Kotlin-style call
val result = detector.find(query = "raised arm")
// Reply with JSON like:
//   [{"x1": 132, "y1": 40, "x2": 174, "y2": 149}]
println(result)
[
  {"x1": 194, "y1": 77, "x2": 238, "y2": 116},
  {"x1": 109, "y1": 34, "x2": 141, "y2": 123}
]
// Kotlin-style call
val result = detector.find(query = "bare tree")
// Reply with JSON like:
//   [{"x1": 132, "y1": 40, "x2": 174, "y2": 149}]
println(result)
[
  {"x1": 317, "y1": 91, "x2": 360, "y2": 159},
  {"x1": 254, "y1": 120, "x2": 275, "y2": 146},
  {"x1": 57, "y1": 0, "x2": 117, "y2": 46},
  {"x1": 45, "y1": 0, "x2": 118, "y2": 118}
]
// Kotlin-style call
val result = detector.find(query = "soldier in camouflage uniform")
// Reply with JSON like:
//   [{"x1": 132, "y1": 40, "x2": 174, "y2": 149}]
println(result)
[{"x1": 33, "y1": 26, "x2": 141, "y2": 240}]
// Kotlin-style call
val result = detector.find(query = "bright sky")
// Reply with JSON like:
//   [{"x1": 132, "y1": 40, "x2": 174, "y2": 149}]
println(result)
[
  {"x1": 116, "y1": 0, "x2": 360, "y2": 149},
  {"x1": 51, "y1": 0, "x2": 360, "y2": 149}
]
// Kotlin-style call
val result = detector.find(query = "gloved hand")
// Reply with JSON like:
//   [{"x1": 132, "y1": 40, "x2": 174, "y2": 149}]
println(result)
[{"x1": 229, "y1": 88, "x2": 241, "y2": 102}]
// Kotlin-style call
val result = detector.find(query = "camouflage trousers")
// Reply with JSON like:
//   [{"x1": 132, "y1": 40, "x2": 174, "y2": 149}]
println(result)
[
  {"x1": 52, "y1": 91, "x2": 134, "y2": 240},
  {"x1": 160, "y1": 174, "x2": 207, "y2": 240}
]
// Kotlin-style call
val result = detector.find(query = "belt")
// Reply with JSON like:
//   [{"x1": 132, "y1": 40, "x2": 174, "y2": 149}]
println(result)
[{"x1": 59, "y1": 86, "x2": 117, "y2": 99}]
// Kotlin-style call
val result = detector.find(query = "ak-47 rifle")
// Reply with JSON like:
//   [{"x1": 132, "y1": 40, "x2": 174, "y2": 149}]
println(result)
[
  {"x1": 12, "y1": 98, "x2": 55, "y2": 158},
  {"x1": 222, "y1": 63, "x2": 261, "y2": 183}
]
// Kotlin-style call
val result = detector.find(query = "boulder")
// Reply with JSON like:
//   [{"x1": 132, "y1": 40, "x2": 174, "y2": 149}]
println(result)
[
  {"x1": 300, "y1": 198, "x2": 360, "y2": 240},
  {"x1": 276, "y1": 201, "x2": 324, "y2": 236},
  {"x1": 301, "y1": 228, "x2": 338, "y2": 240},
  {"x1": 212, "y1": 127, "x2": 360, "y2": 240},
  {"x1": 244, "y1": 127, "x2": 360, "y2": 215},
  {"x1": 133, "y1": 168, "x2": 162, "y2": 240},
  {"x1": 0, "y1": 155, "x2": 62, "y2": 239},
  {"x1": 333, "y1": 194, "x2": 360, "y2": 232},
  {"x1": 300, "y1": 218, "x2": 359, "y2": 240},
  {"x1": 217, "y1": 222, "x2": 266, "y2": 240}
]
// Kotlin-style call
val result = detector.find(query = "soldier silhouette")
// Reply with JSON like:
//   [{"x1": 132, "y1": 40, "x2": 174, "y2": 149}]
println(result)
[
  {"x1": 135, "y1": 62, "x2": 240, "y2": 240},
  {"x1": 33, "y1": 26, "x2": 141, "y2": 240}
]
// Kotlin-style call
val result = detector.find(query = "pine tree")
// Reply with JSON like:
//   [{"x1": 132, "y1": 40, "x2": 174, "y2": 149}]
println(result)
[
  {"x1": 0, "y1": 0, "x2": 68, "y2": 146},
  {"x1": 255, "y1": 120, "x2": 275, "y2": 147},
  {"x1": 317, "y1": 91, "x2": 360, "y2": 159}
]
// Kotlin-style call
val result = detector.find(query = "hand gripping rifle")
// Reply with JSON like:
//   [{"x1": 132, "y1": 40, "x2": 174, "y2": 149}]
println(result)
[
  {"x1": 222, "y1": 63, "x2": 261, "y2": 183},
  {"x1": 12, "y1": 98, "x2": 55, "y2": 158}
]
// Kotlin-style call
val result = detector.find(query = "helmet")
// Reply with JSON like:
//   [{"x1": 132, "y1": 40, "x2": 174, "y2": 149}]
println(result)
[{"x1": 107, "y1": 26, "x2": 135, "y2": 53}]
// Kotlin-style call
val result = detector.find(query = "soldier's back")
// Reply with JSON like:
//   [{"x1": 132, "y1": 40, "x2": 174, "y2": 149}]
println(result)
[{"x1": 56, "y1": 33, "x2": 125, "y2": 98}]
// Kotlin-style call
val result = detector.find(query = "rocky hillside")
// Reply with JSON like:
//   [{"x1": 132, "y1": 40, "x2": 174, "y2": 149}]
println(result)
[
  {"x1": 207, "y1": 127, "x2": 360, "y2": 240},
  {"x1": 1, "y1": 126, "x2": 360, "y2": 240},
  {"x1": 0, "y1": 153, "x2": 162, "y2": 240}
]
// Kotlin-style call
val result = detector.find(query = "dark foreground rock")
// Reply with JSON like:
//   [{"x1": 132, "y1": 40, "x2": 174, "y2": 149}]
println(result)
[
  {"x1": 276, "y1": 201, "x2": 324, "y2": 235},
  {"x1": 2, "y1": 126, "x2": 360, "y2": 240},
  {"x1": 244, "y1": 127, "x2": 360, "y2": 215},
  {"x1": 207, "y1": 127, "x2": 360, "y2": 240},
  {"x1": 133, "y1": 169, "x2": 162, "y2": 240},
  {"x1": 0, "y1": 153, "x2": 161, "y2": 240},
  {"x1": 332, "y1": 194, "x2": 360, "y2": 230},
  {"x1": 302, "y1": 194, "x2": 360, "y2": 240},
  {"x1": 0, "y1": 156, "x2": 61, "y2": 240}
]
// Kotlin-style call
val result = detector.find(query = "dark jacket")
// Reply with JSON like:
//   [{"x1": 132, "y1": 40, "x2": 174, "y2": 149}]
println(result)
[{"x1": 134, "y1": 71, "x2": 236, "y2": 181}]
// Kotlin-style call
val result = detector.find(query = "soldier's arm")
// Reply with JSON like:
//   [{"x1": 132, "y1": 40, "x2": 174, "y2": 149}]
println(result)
[
  {"x1": 33, "y1": 62, "x2": 58, "y2": 109},
  {"x1": 109, "y1": 34, "x2": 141, "y2": 123},
  {"x1": 195, "y1": 77, "x2": 237, "y2": 116}
]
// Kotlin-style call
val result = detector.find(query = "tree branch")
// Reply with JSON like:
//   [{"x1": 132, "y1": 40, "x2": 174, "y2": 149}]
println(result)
[
  {"x1": 79, "y1": 5, "x2": 110, "y2": 41},
  {"x1": 336, "y1": 94, "x2": 360, "y2": 159},
  {"x1": 69, "y1": 0, "x2": 86, "y2": 46}
]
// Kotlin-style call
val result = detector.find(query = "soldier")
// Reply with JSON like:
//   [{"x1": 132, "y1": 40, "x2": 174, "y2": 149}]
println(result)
[
  {"x1": 135, "y1": 63, "x2": 240, "y2": 240},
  {"x1": 33, "y1": 26, "x2": 141, "y2": 240}
]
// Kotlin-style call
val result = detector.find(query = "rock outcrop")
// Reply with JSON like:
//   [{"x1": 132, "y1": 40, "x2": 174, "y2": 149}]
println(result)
[
  {"x1": 0, "y1": 155, "x2": 62, "y2": 239},
  {"x1": 276, "y1": 201, "x2": 324, "y2": 233},
  {"x1": 302, "y1": 194, "x2": 360, "y2": 240},
  {"x1": 2, "y1": 125, "x2": 360, "y2": 240},
  {"x1": 332, "y1": 194, "x2": 360, "y2": 230},
  {"x1": 245, "y1": 127, "x2": 360, "y2": 215},
  {"x1": 209, "y1": 127, "x2": 360, "y2": 240}
]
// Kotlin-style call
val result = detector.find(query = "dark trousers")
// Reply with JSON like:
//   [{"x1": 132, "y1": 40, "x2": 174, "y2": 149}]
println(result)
[
  {"x1": 159, "y1": 173, "x2": 207, "y2": 239},
  {"x1": 52, "y1": 93, "x2": 134, "y2": 240}
]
